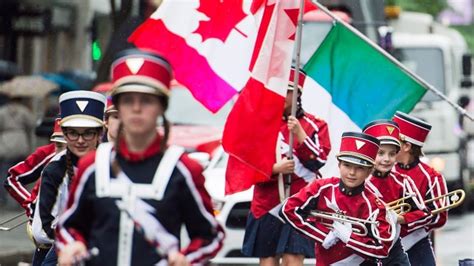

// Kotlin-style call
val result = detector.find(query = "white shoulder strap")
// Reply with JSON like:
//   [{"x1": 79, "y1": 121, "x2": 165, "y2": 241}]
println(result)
[
  {"x1": 95, "y1": 142, "x2": 114, "y2": 197},
  {"x1": 152, "y1": 145, "x2": 185, "y2": 199}
]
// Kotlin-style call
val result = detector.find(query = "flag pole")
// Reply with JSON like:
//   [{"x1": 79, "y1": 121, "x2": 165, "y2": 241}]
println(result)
[
  {"x1": 311, "y1": 0, "x2": 474, "y2": 121},
  {"x1": 286, "y1": 0, "x2": 306, "y2": 199}
]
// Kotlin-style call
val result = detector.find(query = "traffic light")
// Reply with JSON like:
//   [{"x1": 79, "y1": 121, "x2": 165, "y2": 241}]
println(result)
[
  {"x1": 91, "y1": 17, "x2": 102, "y2": 61},
  {"x1": 92, "y1": 40, "x2": 102, "y2": 61}
]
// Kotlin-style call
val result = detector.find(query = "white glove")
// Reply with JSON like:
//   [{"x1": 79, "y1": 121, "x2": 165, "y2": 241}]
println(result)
[
  {"x1": 322, "y1": 230, "x2": 339, "y2": 249},
  {"x1": 332, "y1": 221, "x2": 352, "y2": 243},
  {"x1": 387, "y1": 209, "x2": 399, "y2": 224}
]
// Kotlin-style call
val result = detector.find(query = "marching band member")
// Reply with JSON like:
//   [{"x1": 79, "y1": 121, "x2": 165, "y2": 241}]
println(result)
[
  {"x1": 363, "y1": 120, "x2": 432, "y2": 265},
  {"x1": 4, "y1": 118, "x2": 66, "y2": 266},
  {"x1": 102, "y1": 96, "x2": 119, "y2": 143},
  {"x1": 33, "y1": 91, "x2": 105, "y2": 265},
  {"x1": 4, "y1": 118, "x2": 66, "y2": 220},
  {"x1": 56, "y1": 49, "x2": 224, "y2": 265},
  {"x1": 393, "y1": 111, "x2": 448, "y2": 265},
  {"x1": 281, "y1": 132, "x2": 395, "y2": 266},
  {"x1": 242, "y1": 67, "x2": 331, "y2": 266}
]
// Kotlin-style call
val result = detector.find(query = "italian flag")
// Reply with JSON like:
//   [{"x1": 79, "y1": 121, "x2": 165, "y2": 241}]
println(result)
[{"x1": 302, "y1": 22, "x2": 427, "y2": 176}]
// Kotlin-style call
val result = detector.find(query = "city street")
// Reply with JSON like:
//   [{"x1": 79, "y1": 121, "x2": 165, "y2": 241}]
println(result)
[{"x1": 1, "y1": 207, "x2": 473, "y2": 265}]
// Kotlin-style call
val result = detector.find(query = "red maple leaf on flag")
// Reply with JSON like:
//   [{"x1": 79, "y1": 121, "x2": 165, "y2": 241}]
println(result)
[{"x1": 194, "y1": 0, "x2": 247, "y2": 42}]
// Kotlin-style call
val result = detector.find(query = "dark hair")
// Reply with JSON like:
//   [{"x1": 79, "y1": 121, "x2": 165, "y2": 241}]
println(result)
[
  {"x1": 401, "y1": 140, "x2": 423, "y2": 158},
  {"x1": 161, "y1": 114, "x2": 170, "y2": 152},
  {"x1": 65, "y1": 149, "x2": 75, "y2": 187},
  {"x1": 295, "y1": 88, "x2": 305, "y2": 119},
  {"x1": 112, "y1": 122, "x2": 124, "y2": 176},
  {"x1": 409, "y1": 144, "x2": 423, "y2": 158}
]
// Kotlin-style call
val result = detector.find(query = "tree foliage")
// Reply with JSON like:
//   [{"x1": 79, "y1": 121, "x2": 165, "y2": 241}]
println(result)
[
  {"x1": 452, "y1": 25, "x2": 474, "y2": 52},
  {"x1": 390, "y1": 0, "x2": 448, "y2": 17}
]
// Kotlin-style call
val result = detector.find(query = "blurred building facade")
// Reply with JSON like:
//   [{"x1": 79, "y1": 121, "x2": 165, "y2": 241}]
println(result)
[{"x1": 0, "y1": 0, "x2": 120, "y2": 76}]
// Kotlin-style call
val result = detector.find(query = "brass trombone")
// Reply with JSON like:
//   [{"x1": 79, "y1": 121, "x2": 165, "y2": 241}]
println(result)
[
  {"x1": 387, "y1": 193, "x2": 415, "y2": 215},
  {"x1": 309, "y1": 210, "x2": 397, "y2": 242},
  {"x1": 386, "y1": 189, "x2": 466, "y2": 215},
  {"x1": 427, "y1": 189, "x2": 465, "y2": 215},
  {"x1": 309, "y1": 210, "x2": 377, "y2": 236},
  {"x1": 0, "y1": 212, "x2": 28, "y2": 231}
]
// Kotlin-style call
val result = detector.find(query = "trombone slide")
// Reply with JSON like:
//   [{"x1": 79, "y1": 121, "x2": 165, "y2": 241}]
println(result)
[
  {"x1": 0, "y1": 212, "x2": 27, "y2": 231},
  {"x1": 309, "y1": 210, "x2": 378, "y2": 237},
  {"x1": 428, "y1": 189, "x2": 465, "y2": 215}
]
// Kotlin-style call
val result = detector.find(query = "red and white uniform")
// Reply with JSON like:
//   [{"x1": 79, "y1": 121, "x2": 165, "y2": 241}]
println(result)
[
  {"x1": 395, "y1": 159, "x2": 448, "y2": 249},
  {"x1": 366, "y1": 170, "x2": 432, "y2": 234},
  {"x1": 4, "y1": 143, "x2": 56, "y2": 217},
  {"x1": 282, "y1": 177, "x2": 394, "y2": 265},
  {"x1": 57, "y1": 136, "x2": 224, "y2": 265},
  {"x1": 251, "y1": 113, "x2": 331, "y2": 218}
]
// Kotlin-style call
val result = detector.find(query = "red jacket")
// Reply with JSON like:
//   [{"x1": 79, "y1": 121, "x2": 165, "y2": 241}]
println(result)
[
  {"x1": 282, "y1": 177, "x2": 395, "y2": 265},
  {"x1": 4, "y1": 143, "x2": 56, "y2": 217},
  {"x1": 366, "y1": 170, "x2": 432, "y2": 231},
  {"x1": 251, "y1": 113, "x2": 331, "y2": 218},
  {"x1": 395, "y1": 159, "x2": 448, "y2": 249},
  {"x1": 395, "y1": 159, "x2": 448, "y2": 231}
]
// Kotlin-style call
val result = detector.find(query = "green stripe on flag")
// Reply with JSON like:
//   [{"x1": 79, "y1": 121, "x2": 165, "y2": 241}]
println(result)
[{"x1": 304, "y1": 22, "x2": 426, "y2": 128}]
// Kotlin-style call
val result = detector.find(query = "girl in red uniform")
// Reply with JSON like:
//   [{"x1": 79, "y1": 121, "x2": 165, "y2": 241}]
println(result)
[{"x1": 242, "y1": 68, "x2": 331, "y2": 266}]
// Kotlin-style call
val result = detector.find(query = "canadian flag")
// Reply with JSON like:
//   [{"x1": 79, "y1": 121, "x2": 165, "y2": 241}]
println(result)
[
  {"x1": 222, "y1": 0, "x2": 300, "y2": 194},
  {"x1": 129, "y1": 0, "x2": 258, "y2": 113},
  {"x1": 130, "y1": 0, "x2": 305, "y2": 194}
]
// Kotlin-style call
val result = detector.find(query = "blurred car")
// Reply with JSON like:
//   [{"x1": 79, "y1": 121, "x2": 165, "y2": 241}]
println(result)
[
  {"x1": 203, "y1": 147, "x2": 255, "y2": 264},
  {"x1": 166, "y1": 86, "x2": 233, "y2": 166}
]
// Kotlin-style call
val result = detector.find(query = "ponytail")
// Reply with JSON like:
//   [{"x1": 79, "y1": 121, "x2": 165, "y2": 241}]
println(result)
[
  {"x1": 65, "y1": 149, "x2": 75, "y2": 186},
  {"x1": 160, "y1": 113, "x2": 170, "y2": 154}
]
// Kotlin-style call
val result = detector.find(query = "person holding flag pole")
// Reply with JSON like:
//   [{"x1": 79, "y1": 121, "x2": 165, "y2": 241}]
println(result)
[
  {"x1": 241, "y1": 67, "x2": 331, "y2": 265},
  {"x1": 285, "y1": 0, "x2": 308, "y2": 200},
  {"x1": 240, "y1": 1, "x2": 331, "y2": 265}
]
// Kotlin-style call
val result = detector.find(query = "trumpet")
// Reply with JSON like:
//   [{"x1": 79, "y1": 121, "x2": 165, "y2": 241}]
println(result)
[
  {"x1": 427, "y1": 189, "x2": 465, "y2": 215},
  {"x1": 0, "y1": 212, "x2": 27, "y2": 231}
]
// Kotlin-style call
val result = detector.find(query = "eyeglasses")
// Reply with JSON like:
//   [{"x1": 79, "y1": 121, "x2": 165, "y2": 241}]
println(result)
[{"x1": 64, "y1": 130, "x2": 98, "y2": 141}]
